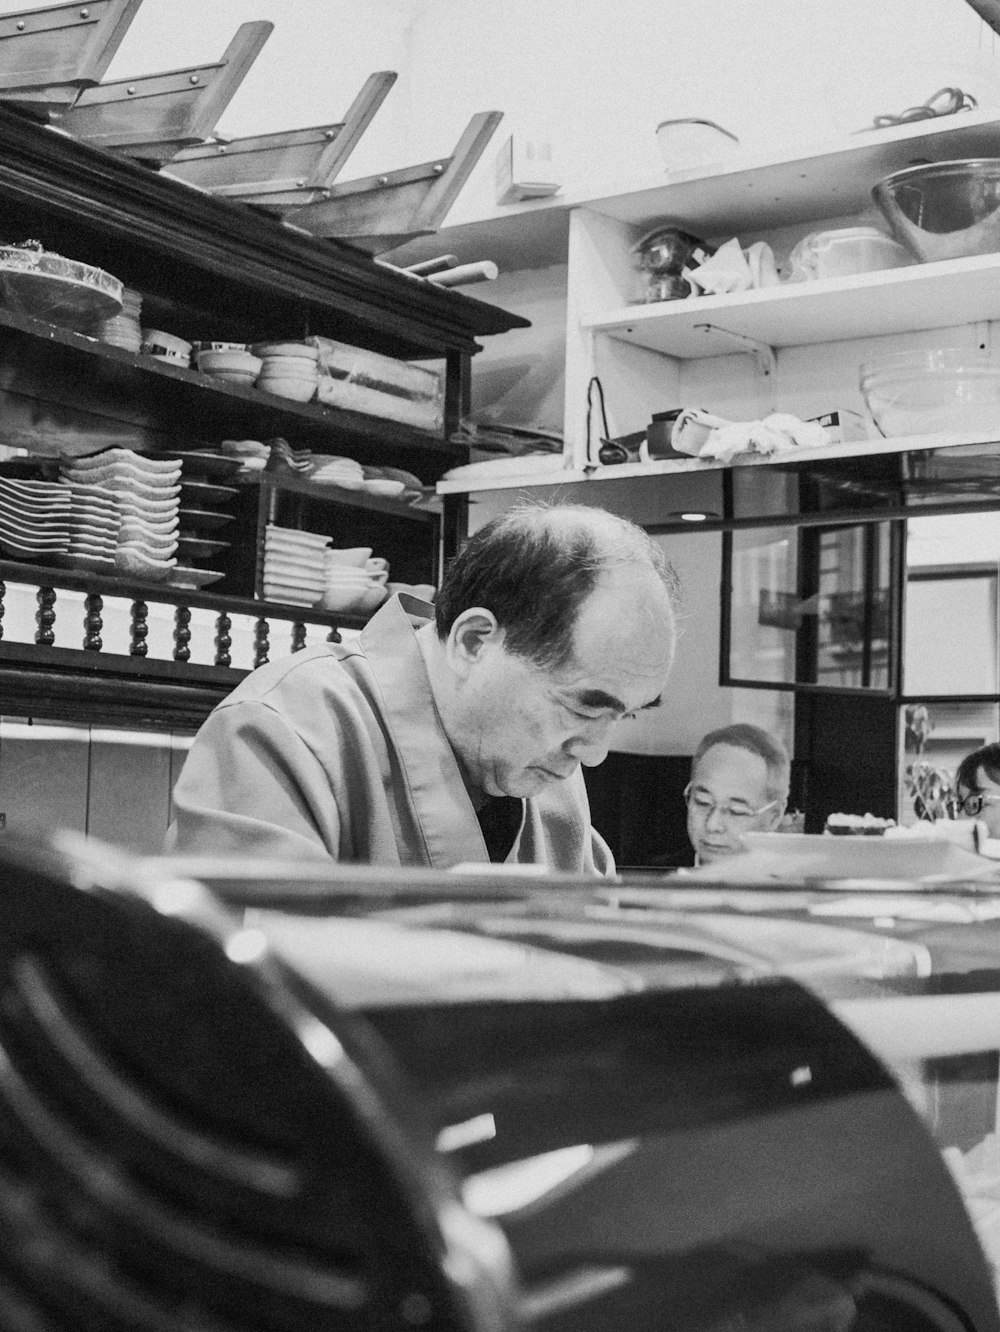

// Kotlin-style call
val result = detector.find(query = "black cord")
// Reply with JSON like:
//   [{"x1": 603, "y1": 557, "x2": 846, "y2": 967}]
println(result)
[{"x1": 586, "y1": 375, "x2": 611, "y2": 465}]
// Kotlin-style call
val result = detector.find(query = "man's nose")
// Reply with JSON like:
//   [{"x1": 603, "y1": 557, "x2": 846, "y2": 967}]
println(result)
[
  {"x1": 563, "y1": 719, "x2": 614, "y2": 767},
  {"x1": 703, "y1": 801, "x2": 728, "y2": 831}
]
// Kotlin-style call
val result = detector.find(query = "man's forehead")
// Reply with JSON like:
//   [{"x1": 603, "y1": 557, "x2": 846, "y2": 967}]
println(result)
[{"x1": 692, "y1": 743, "x2": 770, "y2": 790}]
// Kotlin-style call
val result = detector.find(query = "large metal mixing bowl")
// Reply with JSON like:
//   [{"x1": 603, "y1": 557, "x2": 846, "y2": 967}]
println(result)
[{"x1": 873, "y1": 159, "x2": 1000, "y2": 262}]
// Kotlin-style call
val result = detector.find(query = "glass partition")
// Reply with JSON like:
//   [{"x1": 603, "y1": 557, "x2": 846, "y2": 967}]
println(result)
[
  {"x1": 724, "y1": 520, "x2": 895, "y2": 690},
  {"x1": 904, "y1": 513, "x2": 1000, "y2": 698}
]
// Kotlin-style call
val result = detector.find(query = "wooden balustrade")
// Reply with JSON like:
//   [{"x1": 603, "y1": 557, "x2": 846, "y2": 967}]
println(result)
[{"x1": 0, "y1": 559, "x2": 360, "y2": 731}]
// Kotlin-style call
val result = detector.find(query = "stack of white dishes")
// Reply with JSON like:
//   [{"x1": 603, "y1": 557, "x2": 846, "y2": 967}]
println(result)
[
  {"x1": 196, "y1": 347, "x2": 263, "y2": 387},
  {"x1": 262, "y1": 525, "x2": 331, "y2": 605},
  {"x1": 253, "y1": 343, "x2": 320, "y2": 403},
  {"x1": 308, "y1": 454, "x2": 365, "y2": 489},
  {"x1": 60, "y1": 449, "x2": 180, "y2": 581},
  {"x1": 91, "y1": 286, "x2": 143, "y2": 352},
  {"x1": 0, "y1": 477, "x2": 70, "y2": 560},
  {"x1": 60, "y1": 480, "x2": 119, "y2": 572},
  {"x1": 320, "y1": 549, "x2": 388, "y2": 615}
]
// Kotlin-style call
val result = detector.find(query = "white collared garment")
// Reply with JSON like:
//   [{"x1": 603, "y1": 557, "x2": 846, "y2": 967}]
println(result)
[{"x1": 166, "y1": 595, "x2": 614, "y2": 875}]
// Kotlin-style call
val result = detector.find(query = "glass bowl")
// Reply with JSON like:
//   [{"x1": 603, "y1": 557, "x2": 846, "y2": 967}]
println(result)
[
  {"x1": 859, "y1": 348, "x2": 1000, "y2": 437},
  {"x1": 872, "y1": 159, "x2": 1000, "y2": 262}
]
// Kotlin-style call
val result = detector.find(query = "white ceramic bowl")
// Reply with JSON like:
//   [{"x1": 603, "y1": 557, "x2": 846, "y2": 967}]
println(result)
[
  {"x1": 326, "y1": 546, "x2": 372, "y2": 567},
  {"x1": 324, "y1": 571, "x2": 375, "y2": 586},
  {"x1": 197, "y1": 349, "x2": 263, "y2": 376},
  {"x1": 141, "y1": 329, "x2": 192, "y2": 362},
  {"x1": 252, "y1": 341, "x2": 320, "y2": 361},
  {"x1": 265, "y1": 525, "x2": 332, "y2": 548},
  {"x1": 256, "y1": 377, "x2": 317, "y2": 403}
]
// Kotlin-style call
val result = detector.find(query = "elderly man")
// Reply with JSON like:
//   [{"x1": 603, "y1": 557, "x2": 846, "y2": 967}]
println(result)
[
  {"x1": 167, "y1": 502, "x2": 677, "y2": 873},
  {"x1": 685, "y1": 723, "x2": 790, "y2": 865}
]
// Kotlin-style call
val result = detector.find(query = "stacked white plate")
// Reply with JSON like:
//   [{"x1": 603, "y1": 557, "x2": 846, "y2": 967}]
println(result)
[
  {"x1": 60, "y1": 480, "x2": 120, "y2": 571},
  {"x1": 60, "y1": 449, "x2": 181, "y2": 581},
  {"x1": 91, "y1": 286, "x2": 143, "y2": 352},
  {"x1": 262, "y1": 525, "x2": 331, "y2": 605},
  {"x1": 0, "y1": 477, "x2": 70, "y2": 560},
  {"x1": 308, "y1": 455, "x2": 365, "y2": 489}
]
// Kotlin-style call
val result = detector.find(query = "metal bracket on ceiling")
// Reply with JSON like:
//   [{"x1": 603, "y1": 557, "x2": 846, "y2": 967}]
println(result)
[{"x1": 693, "y1": 322, "x2": 777, "y2": 379}]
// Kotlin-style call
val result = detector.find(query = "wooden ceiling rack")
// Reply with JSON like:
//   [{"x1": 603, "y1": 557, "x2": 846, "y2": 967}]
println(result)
[
  {"x1": 284, "y1": 110, "x2": 504, "y2": 253},
  {"x1": 161, "y1": 70, "x2": 397, "y2": 209},
  {"x1": 0, "y1": 0, "x2": 143, "y2": 119},
  {"x1": 54, "y1": 19, "x2": 273, "y2": 166}
]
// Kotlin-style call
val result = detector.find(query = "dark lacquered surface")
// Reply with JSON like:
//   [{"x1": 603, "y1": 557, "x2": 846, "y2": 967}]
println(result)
[{"x1": 6, "y1": 837, "x2": 1000, "y2": 1330}]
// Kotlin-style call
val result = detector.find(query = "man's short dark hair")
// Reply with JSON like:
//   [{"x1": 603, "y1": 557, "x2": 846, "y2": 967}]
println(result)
[
  {"x1": 956, "y1": 742, "x2": 1000, "y2": 794},
  {"x1": 434, "y1": 502, "x2": 677, "y2": 670},
  {"x1": 692, "y1": 723, "x2": 791, "y2": 804}
]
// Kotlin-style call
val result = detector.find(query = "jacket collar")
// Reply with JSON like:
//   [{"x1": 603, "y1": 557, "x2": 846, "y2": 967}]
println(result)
[{"x1": 359, "y1": 595, "x2": 498, "y2": 867}]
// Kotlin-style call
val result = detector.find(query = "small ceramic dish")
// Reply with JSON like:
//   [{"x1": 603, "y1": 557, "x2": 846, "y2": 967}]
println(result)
[
  {"x1": 362, "y1": 478, "x2": 408, "y2": 498},
  {"x1": 168, "y1": 566, "x2": 225, "y2": 589},
  {"x1": 325, "y1": 546, "x2": 371, "y2": 567},
  {"x1": 141, "y1": 329, "x2": 192, "y2": 360},
  {"x1": 261, "y1": 582, "x2": 320, "y2": 606},
  {"x1": 197, "y1": 349, "x2": 263, "y2": 377},
  {"x1": 252, "y1": 341, "x2": 319, "y2": 360},
  {"x1": 265, "y1": 525, "x2": 332, "y2": 548},
  {"x1": 256, "y1": 377, "x2": 317, "y2": 403}
]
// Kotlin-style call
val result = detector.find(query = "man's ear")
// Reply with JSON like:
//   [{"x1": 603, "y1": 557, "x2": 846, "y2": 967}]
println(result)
[{"x1": 446, "y1": 608, "x2": 501, "y2": 677}]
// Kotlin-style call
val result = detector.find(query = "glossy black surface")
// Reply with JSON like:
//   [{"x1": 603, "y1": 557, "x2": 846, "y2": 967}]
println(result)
[{"x1": 6, "y1": 837, "x2": 1000, "y2": 1330}]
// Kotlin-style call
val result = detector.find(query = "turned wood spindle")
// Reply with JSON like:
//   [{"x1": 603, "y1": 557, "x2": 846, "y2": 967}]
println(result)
[
  {"x1": 253, "y1": 617, "x2": 269, "y2": 668},
  {"x1": 291, "y1": 620, "x2": 307, "y2": 653},
  {"x1": 35, "y1": 586, "x2": 56, "y2": 646},
  {"x1": 0, "y1": 578, "x2": 6, "y2": 641},
  {"x1": 129, "y1": 599, "x2": 149, "y2": 656},
  {"x1": 83, "y1": 593, "x2": 103, "y2": 651},
  {"x1": 214, "y1": 611, "x2": 232, "y2": 667},
  {"x1": 173, "y1": 604, "x2": 192, "y2": 663}
]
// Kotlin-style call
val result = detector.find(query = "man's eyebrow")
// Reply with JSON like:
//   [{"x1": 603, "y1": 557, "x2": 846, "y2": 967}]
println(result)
[{"x1": 576, "y1": 689, "x2": 662, "y2": 713}]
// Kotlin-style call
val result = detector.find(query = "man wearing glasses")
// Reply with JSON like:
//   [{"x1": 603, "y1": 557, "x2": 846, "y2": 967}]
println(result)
[
  {"x1": 684, "y1": 723, "x2": 790, "y2": 866},
  {"x1": 955, "y1": 743, "x2": 1000, "y2": 840}
]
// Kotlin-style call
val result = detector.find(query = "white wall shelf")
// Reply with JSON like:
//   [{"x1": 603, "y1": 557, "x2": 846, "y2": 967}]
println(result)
[
  {"x1": 391, "y1": 109, "x2": 1000, "y2": 271},
  {"x1": 584, "y1": 252, "x2": 1000, "y2": 358},
  {"x1": 437, "y1": 429, "x2": 1000, "y2": 495}
]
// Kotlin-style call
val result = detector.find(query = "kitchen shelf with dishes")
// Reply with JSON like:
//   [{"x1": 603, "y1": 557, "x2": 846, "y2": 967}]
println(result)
[{"x1": 0, "y1": 103, "x2": 523, "y2": 729}]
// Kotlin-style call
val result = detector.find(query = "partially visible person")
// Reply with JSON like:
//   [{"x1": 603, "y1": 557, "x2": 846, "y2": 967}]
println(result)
[
  {"x1": 167, "y1": 502, "x2": 678, "y2": 873},
  {"x1": 684, "y1": 723, "x2": 790, "y2": 865},
  {"x1": 955, "y1": 743, "x2": 1000, "y2": 841}
]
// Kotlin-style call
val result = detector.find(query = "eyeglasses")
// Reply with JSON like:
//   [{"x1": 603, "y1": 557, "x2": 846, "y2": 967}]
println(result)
[
  {"x1": 958, "y1": 792, "x2": 1000, "y2": 818},
  {"x1": 683, "y1": 783, "x2": 780, "y2": 827}
]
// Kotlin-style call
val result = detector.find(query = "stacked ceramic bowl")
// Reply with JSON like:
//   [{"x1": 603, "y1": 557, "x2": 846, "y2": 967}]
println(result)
[
  {"x1": 262, "y1": 524, "x2": 331, "y2": 606},
  {"x1": 252, "y1": 342, "x2": 319, "y2": 403},
  {"x1": 320, "y1": 549, "x2": 388, "y2": 615},
  {"x1": 141, "y1": 329, "x2": 192, "y2": 368},
  {"x1": 0, "y1": 477, "x2": 70, "y2": 560},
  {"x1": 60, "y1": 449, "x2": 180, "y2": 581},
  {"x1": 91, "y1": 286, "x2": 143, "y2": 352},
  {"x1": 196, "y1": 345, "x2": 263, "y2": 388}
]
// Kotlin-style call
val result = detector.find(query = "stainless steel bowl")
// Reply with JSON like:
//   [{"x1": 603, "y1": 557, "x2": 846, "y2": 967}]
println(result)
[{"x1": 872, "y1": 158, "x2": 1000, "y2": 262}]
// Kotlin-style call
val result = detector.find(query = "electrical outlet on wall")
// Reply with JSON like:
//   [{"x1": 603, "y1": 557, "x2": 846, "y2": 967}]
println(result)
[{"x1": 495, "y1": 134, "x2": 561, "y2": 204}]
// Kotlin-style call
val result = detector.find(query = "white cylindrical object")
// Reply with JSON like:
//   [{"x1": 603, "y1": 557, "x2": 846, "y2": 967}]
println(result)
[{"x1": 427, "y1": 261, "x2": 499, "y2": 288}]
